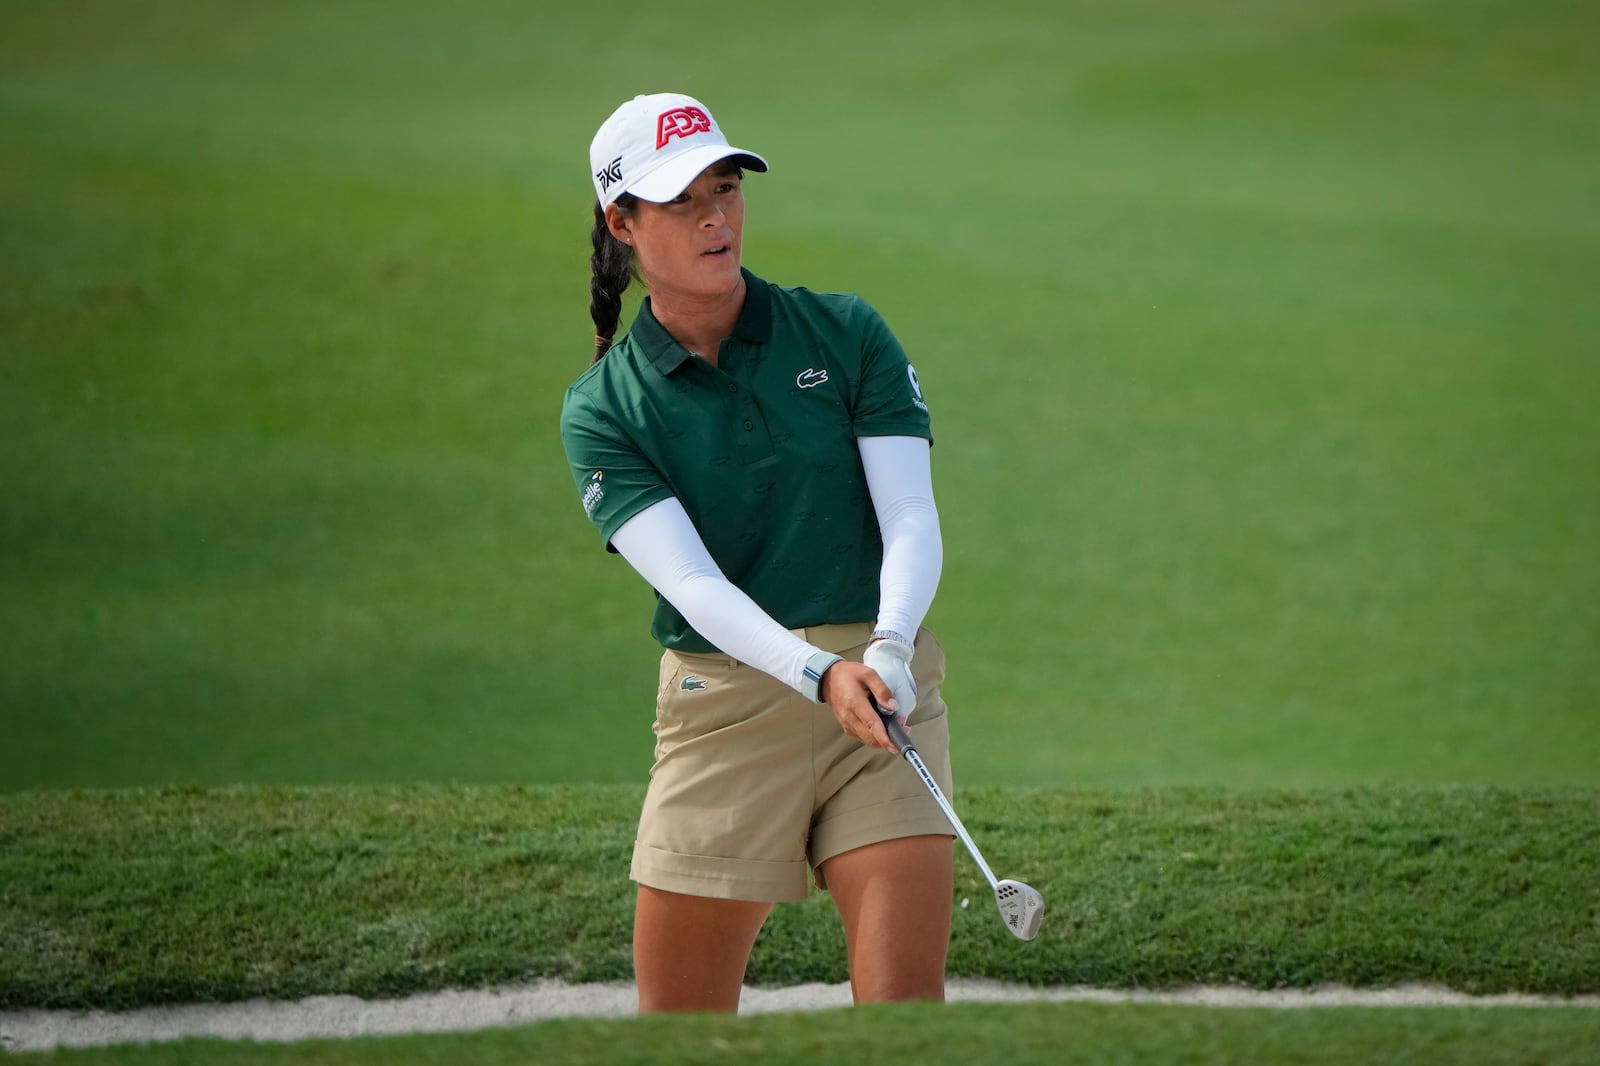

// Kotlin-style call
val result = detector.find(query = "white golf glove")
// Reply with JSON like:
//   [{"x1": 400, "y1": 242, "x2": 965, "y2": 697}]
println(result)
[{"x1": 863, "y1": 630, "x2": 917, "y2": 721}]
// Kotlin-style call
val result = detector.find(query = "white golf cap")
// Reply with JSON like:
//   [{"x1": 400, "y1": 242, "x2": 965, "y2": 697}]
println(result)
[{"x1": 589, "y1": 92, "x2": 769, "y2": 209}]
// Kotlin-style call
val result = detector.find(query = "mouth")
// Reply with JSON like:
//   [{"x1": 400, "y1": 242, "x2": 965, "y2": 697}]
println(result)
[{"x1": 702, "y1": 242, "x2": 733, "y2": 259}]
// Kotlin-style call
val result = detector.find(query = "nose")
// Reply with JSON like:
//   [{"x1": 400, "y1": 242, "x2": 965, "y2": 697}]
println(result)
[{"x1": 699, "y1": 201, "x2": 725, "y2": 227}]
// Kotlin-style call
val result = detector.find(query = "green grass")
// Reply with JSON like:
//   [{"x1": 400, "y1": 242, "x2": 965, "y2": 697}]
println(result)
[
  {"x1": 11, "y1": 1002, "x2": 1600, "y2": 1066},
  {"x1": 2, "y1": 785, "x2": 1596, "y2": 1011},
  {"x1": 2, "y1": 0, "x2": 1596, "y2": 793}
]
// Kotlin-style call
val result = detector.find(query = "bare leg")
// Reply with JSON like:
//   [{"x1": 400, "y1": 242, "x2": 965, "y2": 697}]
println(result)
[
  {"x1": 632, "y1": 885, "x2": 774, "y2": 1013},
  {"x1": 819, "y1": 834, "x2": 954, "y2": 1004}
]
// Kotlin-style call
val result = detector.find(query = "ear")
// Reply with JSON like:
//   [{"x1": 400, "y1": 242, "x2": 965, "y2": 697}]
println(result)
[{"x1": 604, "y1": 203, "x2": 633, "y2": 246}]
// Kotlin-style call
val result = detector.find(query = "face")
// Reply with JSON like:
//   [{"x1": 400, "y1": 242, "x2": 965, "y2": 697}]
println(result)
[{"x1": 608, "y1": 161, "x2": 745, "y2": 302}]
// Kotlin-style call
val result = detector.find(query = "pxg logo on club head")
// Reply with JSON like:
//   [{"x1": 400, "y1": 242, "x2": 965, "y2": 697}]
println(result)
[{"x1": 995, "y1": 880, "x2": 1044, "y2": 941}]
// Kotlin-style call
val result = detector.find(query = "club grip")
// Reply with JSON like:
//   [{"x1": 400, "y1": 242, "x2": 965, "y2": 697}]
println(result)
[{"x1": 867, "y1": 693, "x2": 916, "y2": 755}]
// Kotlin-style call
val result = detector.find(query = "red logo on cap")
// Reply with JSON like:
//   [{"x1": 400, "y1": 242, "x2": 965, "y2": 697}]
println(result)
[{"x1": 656, "y1": 106, "x2": 712, "y2": 149}]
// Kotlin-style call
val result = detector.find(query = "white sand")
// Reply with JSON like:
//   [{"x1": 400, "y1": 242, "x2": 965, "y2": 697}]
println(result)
[{"x1": 4, "y1": 980, "x2": 1596, "y2": 1052}]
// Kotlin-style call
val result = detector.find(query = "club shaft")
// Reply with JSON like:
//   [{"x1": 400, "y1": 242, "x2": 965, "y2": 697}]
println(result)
[{"x1": 883, "y1": 716, "x2": 1000, "y2": 891}]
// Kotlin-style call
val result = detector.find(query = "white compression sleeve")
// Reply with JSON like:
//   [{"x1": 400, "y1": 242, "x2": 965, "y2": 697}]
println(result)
[
  {"x1": 858, "y1": 435, "x2": 943, "y2": 640},
  {"x1": 609, "y1": 497, "x2": 822, "y2": 696}
]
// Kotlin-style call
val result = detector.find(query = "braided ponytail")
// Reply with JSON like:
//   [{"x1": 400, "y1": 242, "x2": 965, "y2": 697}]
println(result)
[{"x1": 589, "y1": 195, "x2": 637, "y2": 363}]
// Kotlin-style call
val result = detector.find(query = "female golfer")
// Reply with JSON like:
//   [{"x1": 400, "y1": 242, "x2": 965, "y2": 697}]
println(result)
[{"x1": 561, "y1": 93, "x2": 954, "y2": 1013}]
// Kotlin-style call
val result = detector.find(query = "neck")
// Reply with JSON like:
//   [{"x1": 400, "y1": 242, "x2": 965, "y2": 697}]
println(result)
[{"x1": 649, "y1": 273, "x2": 746, "y2": 365}]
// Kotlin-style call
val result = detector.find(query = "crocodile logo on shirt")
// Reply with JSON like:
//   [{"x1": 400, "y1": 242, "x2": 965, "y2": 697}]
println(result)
[
  {"x1": 679, "y1": 675, "x2": 710, "y2": 691},
  {"x1": 797, "y1": 368, "x2": 829, "y2": 389}
]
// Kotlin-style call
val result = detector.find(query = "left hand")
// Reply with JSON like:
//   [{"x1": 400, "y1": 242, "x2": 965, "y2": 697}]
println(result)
[{"x1": 863, "y1": 632, "x2": 917, "y2": 722}]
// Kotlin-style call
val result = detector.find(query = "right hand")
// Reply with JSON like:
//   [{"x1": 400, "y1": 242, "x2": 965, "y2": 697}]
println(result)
[{"x1": 819, "y1": 661, "x2": 899, "y2": 752}]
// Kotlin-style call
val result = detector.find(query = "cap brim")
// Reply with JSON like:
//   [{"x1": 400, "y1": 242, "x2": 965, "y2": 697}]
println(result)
[{"x1": 627, "y1": 144, "x2": 769, "y2": 204}]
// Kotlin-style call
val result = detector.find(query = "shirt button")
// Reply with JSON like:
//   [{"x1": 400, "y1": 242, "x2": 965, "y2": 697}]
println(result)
[
  {"x1": 743, "y1": 420, "x2": 754, "y2": 431},
  {"x1": 727, "y1": 383, "x2": 738, "y2": 394}
]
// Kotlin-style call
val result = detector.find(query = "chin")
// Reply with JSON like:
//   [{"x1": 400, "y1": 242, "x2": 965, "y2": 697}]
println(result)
[{"x1": 702, "y1": 256, "x2": 741, "y2": 280}]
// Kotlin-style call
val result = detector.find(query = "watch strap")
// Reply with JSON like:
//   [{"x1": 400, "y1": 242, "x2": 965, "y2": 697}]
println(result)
[
  {"x1": 801, "y1": 650, "x2": 843, "y2": 703},
  {"x1": 869, "y1": 628, "x2": 914, "y2": 650}
]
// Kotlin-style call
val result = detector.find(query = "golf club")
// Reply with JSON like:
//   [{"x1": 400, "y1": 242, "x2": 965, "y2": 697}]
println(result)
[{"x1": 870, "y1": 696, "x2": 1045, "y2": 941}]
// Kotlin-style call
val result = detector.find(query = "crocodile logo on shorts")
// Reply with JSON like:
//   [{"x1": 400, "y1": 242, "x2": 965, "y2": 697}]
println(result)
[{"x1": 679, "y1": 675, "x2": 709, "y2": 691}]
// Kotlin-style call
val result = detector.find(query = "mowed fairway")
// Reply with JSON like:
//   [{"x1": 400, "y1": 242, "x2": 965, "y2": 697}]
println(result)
[
  {"x1": 3, "y1": 1, "x2": 1597, "y2": 792},
  {"x1": 10, "y1": 1004, "x2": 1600, "y2": 1066}
]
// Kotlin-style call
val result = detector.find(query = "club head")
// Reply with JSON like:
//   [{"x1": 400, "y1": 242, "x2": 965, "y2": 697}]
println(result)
[{"x1": 994, "y1": 879, "x2": 1045, "y2": 940}]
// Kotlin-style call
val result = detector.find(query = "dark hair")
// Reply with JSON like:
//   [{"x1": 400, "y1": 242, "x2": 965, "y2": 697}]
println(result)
[{"x1": 589, "y1": 193, "x2": 638, "y2": 363}]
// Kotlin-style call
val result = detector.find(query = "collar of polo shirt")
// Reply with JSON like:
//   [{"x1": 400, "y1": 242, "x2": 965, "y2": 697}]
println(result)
[{"x1": 630, "y1": 268, "x2": 775, "y2": 373}]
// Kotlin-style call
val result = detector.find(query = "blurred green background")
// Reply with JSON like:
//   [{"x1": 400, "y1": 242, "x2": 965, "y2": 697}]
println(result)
[{"x1": 3, "y1": 0, "x2": 1596, "y2": 792}]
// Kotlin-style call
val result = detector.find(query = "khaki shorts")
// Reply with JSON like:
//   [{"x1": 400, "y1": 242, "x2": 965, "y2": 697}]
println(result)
[{"x1": 632, "y1": 623, "x2": 954, "y2": 902}]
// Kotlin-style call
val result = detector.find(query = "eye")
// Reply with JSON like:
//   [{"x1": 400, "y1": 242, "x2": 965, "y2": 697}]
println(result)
[{"x1": 715, "y1": 182, "x2": 737, "y2": 194}]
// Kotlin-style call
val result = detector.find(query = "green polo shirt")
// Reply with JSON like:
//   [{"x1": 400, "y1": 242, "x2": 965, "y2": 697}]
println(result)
[{"x1": 560, "y1": 268, "x2": 931, "y2": 653}]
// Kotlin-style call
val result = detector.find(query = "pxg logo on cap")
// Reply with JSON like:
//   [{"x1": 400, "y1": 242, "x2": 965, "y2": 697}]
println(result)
[{"x1": 589, "y1": 92, "x2": 769, "y2": 210}]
